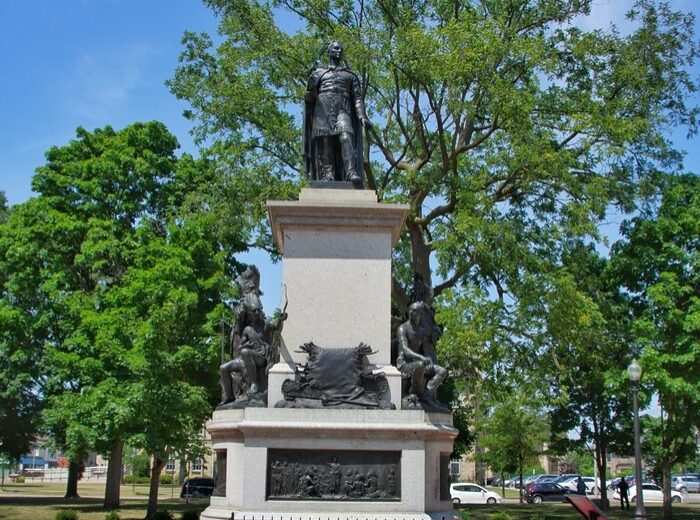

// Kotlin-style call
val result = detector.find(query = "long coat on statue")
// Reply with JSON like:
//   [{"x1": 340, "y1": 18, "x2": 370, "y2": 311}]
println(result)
[{"x1": 302, "y1": 64, "x2": 365, "y2": 182}]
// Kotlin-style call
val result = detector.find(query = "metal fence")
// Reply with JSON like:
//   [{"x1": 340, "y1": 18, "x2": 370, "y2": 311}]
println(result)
[{"x1": 21, "y1": 466, "x2": 108, "y2": 482}]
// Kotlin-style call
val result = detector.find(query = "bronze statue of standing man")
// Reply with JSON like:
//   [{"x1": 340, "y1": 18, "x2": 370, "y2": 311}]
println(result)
[{"x1": 303, "y1": 41, "x2": 370, "y2": 186}]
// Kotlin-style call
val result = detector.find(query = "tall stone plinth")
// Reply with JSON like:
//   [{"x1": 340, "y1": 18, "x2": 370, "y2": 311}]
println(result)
[
  {"x1": 266, "y1": 188, "x2": 409, "y2": 408},
  {"x1": 200, "y1": 408, "x2": 457, "y2": 520},
  {"x1": 201, "y1": 188, "x2": 457, "y2": 520}
]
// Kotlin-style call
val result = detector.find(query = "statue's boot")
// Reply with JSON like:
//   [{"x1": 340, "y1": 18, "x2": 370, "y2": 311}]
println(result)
[
  {"x1": 319, "y1": 163, "x2": 335, "y2": 181},
  {"x1": 340, "y1": 132, "x2": 361, "y2": 182}
]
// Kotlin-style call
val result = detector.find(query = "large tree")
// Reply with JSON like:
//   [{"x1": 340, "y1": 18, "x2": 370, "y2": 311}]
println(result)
[
  {"x1": 609, "y1": 173, "x2": 700, "y2": 519},
  {"x1": 0, "y1": 122, "x2": 244, "y2": 509},
  {"x1": 546, "y1": 242, "x2": 638, "y2": 508},
  {"x1": 168, "y1": 0, "x2": 699, "y2": 410},
  {"x1": 478, "y1": 396, "x2": 549, "y2": 503}
]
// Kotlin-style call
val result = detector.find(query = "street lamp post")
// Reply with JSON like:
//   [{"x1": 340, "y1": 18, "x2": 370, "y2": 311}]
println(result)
[{"x1": 628, "y1": 359, "x2": 646, "y2": 520}]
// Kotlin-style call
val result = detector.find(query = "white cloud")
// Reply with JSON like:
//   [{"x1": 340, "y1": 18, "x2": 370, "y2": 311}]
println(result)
[{"x1": 56, "y1": 42, "x2": 160, "y2": 123}]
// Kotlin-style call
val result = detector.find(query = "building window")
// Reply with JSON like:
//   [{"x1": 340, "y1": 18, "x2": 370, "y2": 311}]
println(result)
[
  {"x1": 193, "y1": 459, "x2": 203, "y2": 472},
  {"x1": 450, "y1": 459, "x2": 461, "y2": 476},
  {"x1": 166, "y1": 458, "x2": 175, "y2": 472}
]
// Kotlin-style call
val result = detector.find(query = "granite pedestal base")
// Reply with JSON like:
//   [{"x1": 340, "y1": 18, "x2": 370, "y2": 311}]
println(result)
[{"x1": 200, "y1": 408, "x2": 457, "y2": 520}]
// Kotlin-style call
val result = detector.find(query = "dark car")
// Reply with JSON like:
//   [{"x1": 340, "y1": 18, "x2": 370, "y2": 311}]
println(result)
[
  {"x1": 524, "y1": 482, "x2": 574, "y2": 504},
  {"x1": 180, "y1": 477, "x2": 216, "y2": 498}
]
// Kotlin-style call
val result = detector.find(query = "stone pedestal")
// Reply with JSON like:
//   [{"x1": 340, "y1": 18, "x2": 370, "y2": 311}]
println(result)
[
  {"x1": 201, "y1": 408, "x2": 457, "y2": 520},
  {"x1": 267, "y1": 188, "x2": 409, "y2": 408},
  {"x1": 201, "y1": 189, "x2": 457, "y2": 520}
]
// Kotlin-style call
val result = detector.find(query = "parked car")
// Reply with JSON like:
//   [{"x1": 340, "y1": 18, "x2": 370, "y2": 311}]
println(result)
[
  {"x1": 521, "y1": 474, "x2": 558, "y2": 489},
  {"x1": 671, "y1": 474, "x2": 700, "y2": 493},
  {"x1": 560, "y1": 476, "x2": 598, "y2": 494},
  {"x1": 504, "y1": 476, "x2": 520, "y2": 488},
  {"x1": 180, "y1": 477, "x2": 216, "y2": 498},
  {"x1": 523, "y1": 482, "x2": 575, "y2": 504},
  {"x1": 613, "y1": 483, "x2": 683, "y2": 504},
  {"x1": 450, "y1": 483, "x2": 502, "y2": 505}
]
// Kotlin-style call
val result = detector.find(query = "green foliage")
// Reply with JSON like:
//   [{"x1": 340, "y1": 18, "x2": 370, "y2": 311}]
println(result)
[
  {"x1": 104, "y1": 512, "x2": 121, "y2": 520},
  {"x1": 556, "y1": 450, "x2": 594, "y2": 476},
  {"x1": 14, "y1": 475, "x2": 25, "y2": 483},
  {"x1": 55, "y1": 510, "x2": 79, "y2": 520},
  {"x1": 477, "y1": 396, "x2": 549, "y2": 495},
  {"x1": 131, "y1": 454, "x2": 151, "y2": 478},
  {"x1": 0, "y1": 122, "x2": 249, "y2": 509},
  {"x1": 151, "y1": 511, "x2": 175, "y2": 520},
  {"x1": 169, "y1": 0, "x2": 700, "y2": 456},
  {"x1": 544, "y1": 242, "x2": 636, "y2": 506},
  {"x1": 0, "y1": 191, "x2": 7, "y2": 223},
  {"x1": 610, "y1": 174, "x2": 700, "y2": 512},
  {"x1": 159, "y1": 473, "x2": 174, "y2": 485},
  {"x1": 489, "y1": 511, "x2": 513, "y2": 520},
  {"x1": 180, "y1": 511, "x2": 200, "y2": 520}
]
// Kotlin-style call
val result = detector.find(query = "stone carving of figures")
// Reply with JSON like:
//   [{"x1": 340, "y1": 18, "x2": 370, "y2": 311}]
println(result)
[
  {"x1": 270, "y1": 461, "x2": 282, "y2": 496},
  {"x1": 344, "y1": 470, "x2": 354, "y2": 496},
  {"x1": 352, "y1": 471, "x2": 366, "y2": 497},
  {"x1": 297, "y1": 466, "x2": 319, "y2": 497},
  {"x1": 303, "y1": 41, "x2": 370, "y2": 186},
  {"x1": 365, "y1": 470, "x2": 378, "y2": 496},
  {"x1": 328, "y1": 459, "x2": 341, "y2": 495},
  {"x1": 281, "y1": 461, "x2": 292, "y2": 496},
  {"x1": 387, "y1": 468, "x2": 396, "y2": 497}
]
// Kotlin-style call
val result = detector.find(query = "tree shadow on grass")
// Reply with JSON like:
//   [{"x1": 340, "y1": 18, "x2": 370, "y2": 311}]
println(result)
[{"x1": 0, "y1": 496, "x2": 207, "y2": 520}]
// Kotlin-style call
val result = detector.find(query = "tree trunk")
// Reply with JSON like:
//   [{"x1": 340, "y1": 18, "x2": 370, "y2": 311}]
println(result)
[
  {"x1": 596, "y1": 442, "x2": 609, "y2": 509},
  {"x1": 104, "y1": 439, "x2": 123, "y2": 510},
  {"x1": 662, "y1": 458, "x2": 673, "y2": 520},
  {"x1": 145, "y1": 455, "x2": 166, "y2": 520},
  {"x1": 518, "y1": 464, "x2": 523, "y2": 504},
  {"x1": 64, "y1": 460, "x2": 81, "y2": 498}
]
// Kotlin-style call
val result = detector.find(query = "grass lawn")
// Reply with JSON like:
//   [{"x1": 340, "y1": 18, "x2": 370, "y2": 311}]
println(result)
[
  {"x1": 0, "y1": 482, "x2": 207, "y2": 519},
  {"x1": 1, "y1": 483, "x2": 697, "y2": 520},
  {"x1": 0, "y1": 481, "x2": 182, "y2": 499},
  {"x1": 457, "y1": 503, "x2": 700, "y2": 520},
  {"x1": 0, "y1": 496, "x2": 207, "y2": 520}
]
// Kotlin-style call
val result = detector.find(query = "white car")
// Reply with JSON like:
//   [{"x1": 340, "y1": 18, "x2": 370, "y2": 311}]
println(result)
[
  {"x1": 450, "y1": 483, "x2": 502, "y2": 505},
  {"x1": 613, "y1": 483, "x2": 683, "y2": 503},
  {"x1": 559, "y1": 476, "x2": 597, "y2": 494}
]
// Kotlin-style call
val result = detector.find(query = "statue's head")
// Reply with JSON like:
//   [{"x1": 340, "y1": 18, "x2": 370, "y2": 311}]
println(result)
[
  {"x1": 327, "y1": 40, "x2": 343, "y2": 61},
  {"x1": 235, "y1": 265, "x2": 260, "y2": 296},
  {"x1": 408, "y1": 301, "x2": 425, "y2": 320},
  {"x1": 242, "y1": 293, "x2": 264, "y2": 323}
]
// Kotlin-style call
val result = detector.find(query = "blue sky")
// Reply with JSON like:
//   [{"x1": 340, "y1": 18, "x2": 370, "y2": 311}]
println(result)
[{"x1": 1, "y1": 0, "x2": 699, "y2": 311}]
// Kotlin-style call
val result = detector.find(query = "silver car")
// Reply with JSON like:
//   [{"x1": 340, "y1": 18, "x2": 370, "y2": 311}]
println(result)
[{"x1": 672, "y1": 474, "x2": 700, "y2": 493}]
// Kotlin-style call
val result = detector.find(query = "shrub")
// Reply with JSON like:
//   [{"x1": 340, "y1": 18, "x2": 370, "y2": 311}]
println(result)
[
  {"x1": 55, "y1": 510, "x2": 79, "y2": 520},
  {"x1": 104, "y1": 512, "x2": 121, "y2": 520},
  {"x1": 131, "y1": 453, "x2": 151, "y2": 478},
  {"x1": 159, "y1": 473, "x2": 174, "y2": 484},
  {"x1": 490, "y1": 512, "x2": 513, "y2": 520},
  {"x1": 123, "y1": 475, "x2": 150, "y2": 484},
  {"x1": 181, "y1": 511, "x2": 199, "y2": 520},
  {"x1": 15, "y1": 475, "x2": 25, "y2": 483},
  {"x1": 152, "y1": 511, "x2": 174, "y2": 520}
]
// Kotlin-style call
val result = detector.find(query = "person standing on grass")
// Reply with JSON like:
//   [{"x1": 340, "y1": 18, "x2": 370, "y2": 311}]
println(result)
[{"x1": 617, "y1": 478, "x2": 630, "y2": 510}]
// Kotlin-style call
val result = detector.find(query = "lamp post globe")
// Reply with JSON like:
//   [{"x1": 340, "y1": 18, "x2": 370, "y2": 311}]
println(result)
[{"x1": 628, "y1": 358, "x2": 642, "y2": 382}]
